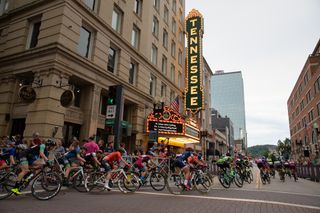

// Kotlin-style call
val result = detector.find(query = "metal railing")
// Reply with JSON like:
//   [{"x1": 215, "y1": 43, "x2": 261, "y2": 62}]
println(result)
[{"x1": 296, "y1": 165, "x2": 320, "y2": 182}]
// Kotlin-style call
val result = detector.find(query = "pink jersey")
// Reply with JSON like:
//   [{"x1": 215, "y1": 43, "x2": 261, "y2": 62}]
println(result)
[{"x1": 83, "y1": 141, "x2": 100, "y2": 155}]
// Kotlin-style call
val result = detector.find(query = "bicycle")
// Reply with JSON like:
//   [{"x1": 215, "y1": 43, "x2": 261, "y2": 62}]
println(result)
[
  {"x1": 166, "y1": 164, "x2": 212, "y2": 195},
  {"x1": 260, "y1": 167, "x2": 271, "y2": 184},
  {"x1": 52, "y1": 154, "x2": 88, "y2": 192},
  {"x1": 0, "y1": 163, "x2": 61, "y2": 200},
  {"x1": 85, "y1": 164, "x2": 139, "y2": 194},
  {"x1": 218, "y1": 166, "x2": 243, "y2": 188}
]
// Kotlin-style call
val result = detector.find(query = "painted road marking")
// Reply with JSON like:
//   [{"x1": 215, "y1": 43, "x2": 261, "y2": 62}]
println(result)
[
  {"x1": 209, "y1": 187, "x2": 320, "y2": 198},
  {"x1": 135, "y1": 191, "x2": 320, "y2": 210}
]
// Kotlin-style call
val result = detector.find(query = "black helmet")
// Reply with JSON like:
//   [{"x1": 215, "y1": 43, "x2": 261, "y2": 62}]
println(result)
[{"x1": 45, "y1": 139, "x2": 56, "y2": 146}]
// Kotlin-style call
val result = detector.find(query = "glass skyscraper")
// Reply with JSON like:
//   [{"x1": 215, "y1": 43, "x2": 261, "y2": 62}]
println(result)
[{"x1": 211, "y1": 71, "x2": 247, "y2": 149}]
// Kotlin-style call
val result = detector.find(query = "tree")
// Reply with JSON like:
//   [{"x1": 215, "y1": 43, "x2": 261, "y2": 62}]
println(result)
[
  {"x1": 262, "y1": 150, "x2": 270, "y2": 158},
  {"x1": 277, "y1": 138, "x2": 291, "y2": 160}
]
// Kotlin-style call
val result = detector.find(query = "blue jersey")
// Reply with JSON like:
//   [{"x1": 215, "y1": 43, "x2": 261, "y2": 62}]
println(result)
[
  {"x1": 65, "y1": 147, "x2": 80, "y2": 160},
  {"x1": 0, "y1": 148, "x2": 16, "y2": 160},
  {"x1": 177, "y1": 151, "x2": 193, "y2": 161}
]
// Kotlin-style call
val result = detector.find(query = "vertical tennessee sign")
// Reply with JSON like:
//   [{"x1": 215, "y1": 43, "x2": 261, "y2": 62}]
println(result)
[{"x1": 185, "y1": 9, "x2": 204, "y2": 114}]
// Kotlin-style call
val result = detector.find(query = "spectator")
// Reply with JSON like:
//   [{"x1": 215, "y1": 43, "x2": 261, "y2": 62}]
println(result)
[
  {"x1": 31, "y1": 132, "x2": 42, "y2": 146},
  {"x1": 98, "y1": 139, "x2": 106, "y2": 152},
  {"x1": 105, "y1": 142, "x2": 114, "y2": 153}
]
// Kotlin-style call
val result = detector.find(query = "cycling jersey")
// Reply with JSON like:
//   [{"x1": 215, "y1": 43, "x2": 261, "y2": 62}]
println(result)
[
  {"x1": 134, "y1": 155, "x2": 150, "y2": 169},
  {"x1": 175, "y1": 151, "x2": 193, "y2": 168},
  {"x1": 26, "y1": 144, "x2": 47, "y2": 164},
  {"x1": 83, "y1": 141, "x2": 100, "y2": 156},
  {"x1": 65, "y1": 146, "x2": 81, "y2": 161},
  {"x1": 103, "y1": 151, "x2": 121, "y2": 163}
]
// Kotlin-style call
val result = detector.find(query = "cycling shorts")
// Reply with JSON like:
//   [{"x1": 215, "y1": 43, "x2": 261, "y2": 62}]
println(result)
[
  {"x1": 174, "y1": 159, "x2": 186, "y2": 168},
  {"x1": 101, "y1": 160, "x2": 111, "y2": 172}
]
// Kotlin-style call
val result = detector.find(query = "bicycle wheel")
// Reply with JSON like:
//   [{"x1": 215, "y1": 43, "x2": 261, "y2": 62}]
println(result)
[
  {"x1": 234, "y1": 173, "x2": 243, "y2": 188},
  {"x1": 119, "y1": 172, "x2": 139, "y2": 193},
  {"x1": 166, "y1": 173, "x2": 184, "y2": 195},
  {"x1": 260, "y1": 174, "x2": 266, "y2": 185},
  {"x1": 0, "y1": 172, "x2": 17, "y2": 200},
  {"x1": 194, "y1": 173, "x2": 211, "y2": 193},
  {"x1": 218, "y1": 171, "x2": 230, "y2": 188},
  {"x1": 31, "y1": 172, "x2": 61, "y2": 200},
  {"x1": 85, "y1": 172, "x2": 106, "y2": 192},
  {"x1": 149, "y1": 171, "x2": 166, "y2": 191},
  {"x1": 72, "y1": 172, "x2": 87, "y2": 192}
]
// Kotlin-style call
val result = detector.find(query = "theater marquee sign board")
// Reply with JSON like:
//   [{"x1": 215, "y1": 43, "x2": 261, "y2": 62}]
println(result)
[{"x1": 185, "y1": 9, "x2": 204, "y2": 114}]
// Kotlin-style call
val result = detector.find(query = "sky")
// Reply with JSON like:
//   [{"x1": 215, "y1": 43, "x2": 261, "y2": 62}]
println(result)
[{"x1": 185, "y1": 0, "x2": 320, "y2": 147}]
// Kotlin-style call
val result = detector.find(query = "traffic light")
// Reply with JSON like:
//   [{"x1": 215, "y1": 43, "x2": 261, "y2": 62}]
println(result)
[{"x1": 107, "y1": 85, "x2": 116, "y2": 105}]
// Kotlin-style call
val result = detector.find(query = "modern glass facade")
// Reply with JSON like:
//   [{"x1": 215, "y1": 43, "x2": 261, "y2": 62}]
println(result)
[{"x1": 211, "y1": 71, "x2": 247, "y2": 148}]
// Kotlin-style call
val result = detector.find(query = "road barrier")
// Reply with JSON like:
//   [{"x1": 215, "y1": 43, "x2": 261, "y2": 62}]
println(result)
[{"x1": 296, "y1": 165, "x2": 320, "y2": 182}]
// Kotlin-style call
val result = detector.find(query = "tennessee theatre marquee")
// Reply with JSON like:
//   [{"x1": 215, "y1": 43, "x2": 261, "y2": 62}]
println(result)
[{"x1": 185, "y1": 9, "x2": 204, "y2": 114}]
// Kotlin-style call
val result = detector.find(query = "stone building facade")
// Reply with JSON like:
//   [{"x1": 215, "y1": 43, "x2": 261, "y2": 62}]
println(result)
[{"x1": 0, "y1": 0, "x2": 185, "y2": 151}]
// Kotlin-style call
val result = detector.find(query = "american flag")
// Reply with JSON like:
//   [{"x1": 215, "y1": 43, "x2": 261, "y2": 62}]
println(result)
[{"x1": 170, "y1": 96, "x2": 179, "y2": 112}]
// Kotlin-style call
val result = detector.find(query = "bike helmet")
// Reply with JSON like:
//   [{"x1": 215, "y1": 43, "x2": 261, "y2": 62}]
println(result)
[{"x1": 45, "y1": 139, "x2": 56, "y2": 147}]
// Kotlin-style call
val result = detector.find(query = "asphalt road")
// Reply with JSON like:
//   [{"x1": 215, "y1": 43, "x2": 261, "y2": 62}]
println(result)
[{"x1": 1, "y1": 167, "x2": 320, "y2": 213}]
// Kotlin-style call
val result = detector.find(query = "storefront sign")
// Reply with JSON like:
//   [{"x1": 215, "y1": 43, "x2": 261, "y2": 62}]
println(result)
[
  {"x1": 185, "y1": 124, "x2": 200, "y2": 139},
  {"x1": 19, "y1": 85, "x2": 36, "y2": 103},
  {"x1": 185, "y1": 9, "x2": 204, "y2": 114},
  {"x1": 60, "y1": 89, "x2": 74, "y2": 107},
  {"x1": 148, "y1": 121, "x2": 184, "y2": 135}
]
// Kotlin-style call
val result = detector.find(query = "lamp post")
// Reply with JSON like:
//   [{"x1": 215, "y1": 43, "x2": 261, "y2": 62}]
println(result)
[{"x1": 153, "y1": 102, "x2": 164, "y2": 145}]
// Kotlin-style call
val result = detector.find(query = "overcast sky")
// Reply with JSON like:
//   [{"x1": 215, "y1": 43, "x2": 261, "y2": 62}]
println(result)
[{"x1": 185, "y1": 0, "x2": 320, "y2": 147}]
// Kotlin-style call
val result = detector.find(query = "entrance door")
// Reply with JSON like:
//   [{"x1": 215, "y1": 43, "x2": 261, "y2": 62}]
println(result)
[
  {"x1": 10, "y1": 118, "x2": 26, "y2": 137},
  {"x1": 63, "y1": 122, "x2": 81, "y2": 147}
]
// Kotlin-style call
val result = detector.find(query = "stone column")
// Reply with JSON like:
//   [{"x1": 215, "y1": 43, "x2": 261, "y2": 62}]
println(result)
[
  {"x1": 0, "y1": 75, "x2": 17, "y2": 136},
  {"x1": 23, "y1": 69, "x2": 69, "y2": 140},
  {"x1": 80, "y1": 84, "x2": 101, "y2": 140}
]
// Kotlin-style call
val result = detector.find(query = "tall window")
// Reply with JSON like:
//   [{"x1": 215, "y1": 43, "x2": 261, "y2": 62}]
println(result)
[
  {"x1": 161, "y1": 55, "x2": 167, "y2": 75},
  {"x1": 178, "y1": 49, "x2": 182, "y2": 65},
  {"x1": 0, "y1": 0, "x2": 9, "y2": 15},
  {"x1": 170, "y1": 64, "x2": 175, "y2": 82},
  {"x1": 153, "y1": 0, "x2": 160, "y2": 11},
  {"x1": 27, "y1": 17, "x2": 41, "y2": 49},
  {"x1": 179, "y1": 9, "x2": 184, "y2": 23},
  {"x1": 170, "y1": 90, "x2": 175, "y2": 102},
  {"x1": 172, "y1": 18, "x2": 176, "y2": 34},
  {"x1": 308, "y1": 109, "x2": 314, "y2": 122},
  {"x1": 162, "y1": 29, "x2": 168, "y2": 49},
  {"x1": 78, "y1": 26, "x2": 92, "y2": 58},
  {"x1": 151, "y1": 44, "x2": 157, "y2": 65},
  {"x1": 129, "y1": 61, "x2": 137, "y2": 85},
  {"x1": 152, "y1": 16, "x2": 159, "y2": 37},
  {"x1": 161, "y1": 83, "x2": 167, "y2": 97},
  {"x1": 177, "y1": 71, "x2": 182, "y2": 87},
  {"x1": 306, "y1": 90, "x2": 312, "y2": 104},
  {"x1": 134, "y1": 0, "x2": 142, "y2": 16},
  {"x1": 314, "y1": 76, "x2": 320, "y2": 94},
  {"x1": 171, "y1": 40, "x2": 176, "y2": 58},
  {"x1": 108, "y1": 47, "x2": 117, "y2": 72},
  {"x1": 149, "y1": 75, "x2": 156, "y2": 96},
  {"x1": 131, "y1": 25, "x2": 140, "y2": 49},
  {"x1": 163, "y1": 6, "x2": 169, "y2": 24},
  {"x1": 84, "y1": 0, "x2": 96, "y2": 10},
  {"x1": 172, "y1": 0, "x2": 176, "y2": 13},
  {"x1": 112, "y1": 6, "x2": 122, "y2": 33},
  {"x1": 178, "y1": 29, "x2": 183, "y2": 43}
]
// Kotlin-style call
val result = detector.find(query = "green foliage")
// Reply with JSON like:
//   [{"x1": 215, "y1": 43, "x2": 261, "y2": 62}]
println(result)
[
  {"x1": 247, "y1": 144, "x2": 277, "y2": 158},
  {"x1": 277, "y1": 138, "x2": 291, "y2": 160}
]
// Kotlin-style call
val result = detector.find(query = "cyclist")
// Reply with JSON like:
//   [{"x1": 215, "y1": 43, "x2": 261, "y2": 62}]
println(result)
[
  {"x1": 11, "y1": 139, "x2": 54, "y2": 195},
  {"x1": 64, "y1": 140, "x2": 86, "y2": 184},
  {"x1": 173, "y1": 147, "x2": 194, "y2": 190},
  {"x1": 187, "y1": 152, "x2": 206, "y2": 168},
  {"x1": 101, "y1": 149, "x2": 131, "y2": 190},
  {"x1": 133, "y1": 149, "x2": 151, "y2": 183}
]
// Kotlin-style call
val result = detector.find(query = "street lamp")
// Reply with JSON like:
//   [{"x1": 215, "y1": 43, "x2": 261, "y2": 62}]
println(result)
[{"x1": 153, "y1": 102, "x2": 164, "y2": 145}]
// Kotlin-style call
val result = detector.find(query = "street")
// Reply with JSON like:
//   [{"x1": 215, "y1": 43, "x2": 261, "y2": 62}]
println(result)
[{"x1": 1, "y1": 167, "x2": 320, "y2": 213}]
